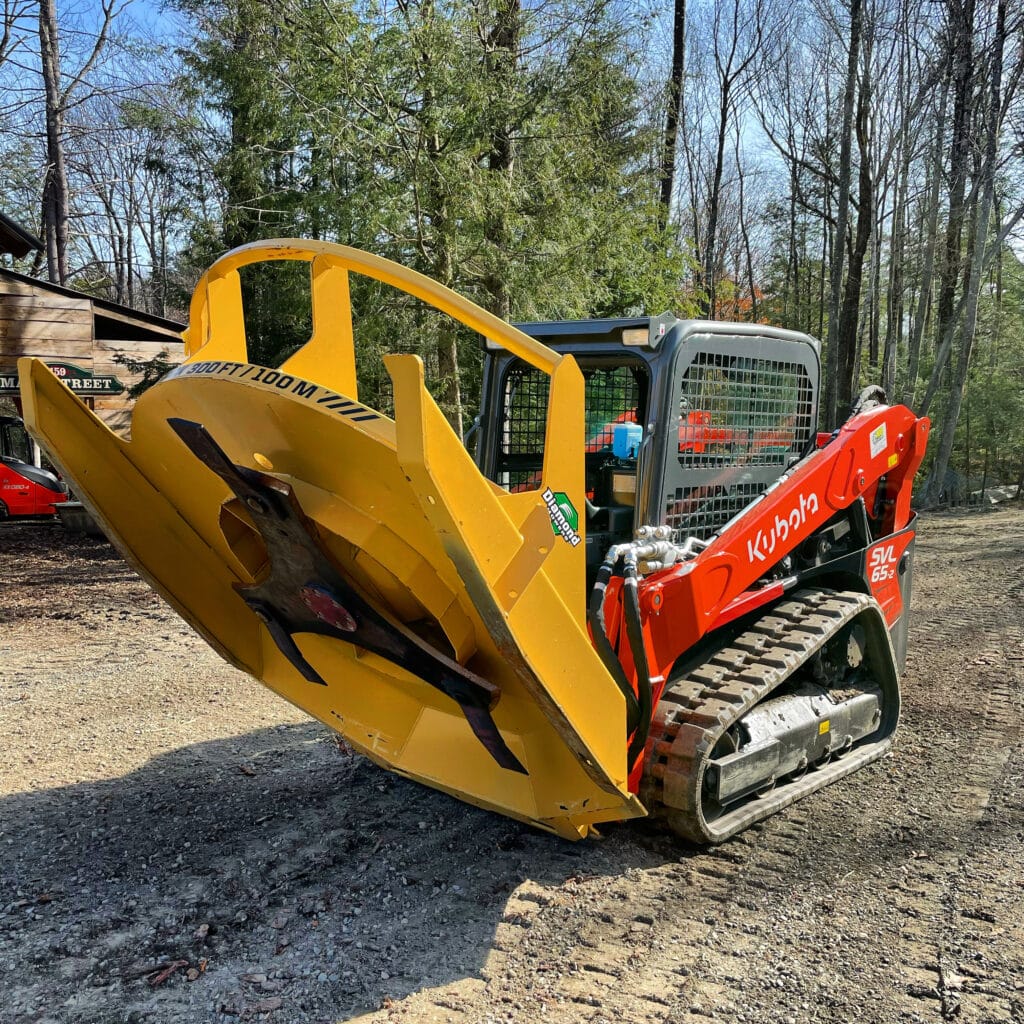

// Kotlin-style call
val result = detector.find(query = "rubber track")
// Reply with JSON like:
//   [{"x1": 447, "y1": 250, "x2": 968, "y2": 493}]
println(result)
[{"x1": 641, "y1": 588, "x2": 899, "y2": 844}]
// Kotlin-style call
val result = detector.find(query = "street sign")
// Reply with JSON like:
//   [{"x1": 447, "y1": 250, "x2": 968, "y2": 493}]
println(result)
[{"x1": 0, "y1": 361, "x2": 125, "y2": 398}]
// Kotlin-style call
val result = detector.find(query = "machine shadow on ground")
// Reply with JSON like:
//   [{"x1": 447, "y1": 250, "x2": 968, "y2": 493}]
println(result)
[{"x1": 0, "y1": 719, "x2": 687, "y2": 1021}]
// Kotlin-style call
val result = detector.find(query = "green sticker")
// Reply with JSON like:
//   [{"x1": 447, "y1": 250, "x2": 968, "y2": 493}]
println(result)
[{"x1": 542, "y1": 487, "x2": 581, "y2": 547}]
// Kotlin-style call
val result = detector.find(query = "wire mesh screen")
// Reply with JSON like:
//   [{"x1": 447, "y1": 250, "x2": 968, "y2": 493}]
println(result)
[
  {"x1": 665, "y1": 350, "x2": 815, "y2": 540},
  {"x1": 677, "y1": 353, "x2": 814, "y2": 466},
  {"x1": 498, "y1": 363, "x2": 645, "y2": 492},
  {"x1": 665, "y1": 479, "x2": 769, "y2": 540}
]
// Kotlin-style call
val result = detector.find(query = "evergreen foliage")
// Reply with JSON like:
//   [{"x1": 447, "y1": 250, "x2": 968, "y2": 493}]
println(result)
[
  {"x1": 1, "y1": 0, "x2": 1022, "y2": 497},
  {"x1": 162, "y1": 0, "x2": 690, "y2": 423}
]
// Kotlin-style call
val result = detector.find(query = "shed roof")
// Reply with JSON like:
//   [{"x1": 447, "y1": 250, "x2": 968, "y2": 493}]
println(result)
[
  {"x1": 0, "y1": 265, "x2": 185, "y2": 340},
  {"x1": 0, "y1": 212, "x2": 44, "y2": 259}
]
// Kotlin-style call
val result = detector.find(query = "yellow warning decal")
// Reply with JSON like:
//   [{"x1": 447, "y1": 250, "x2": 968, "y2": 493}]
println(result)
[
  {"x1": 819, "y1": 719, "x2": 831, "y2": 735},
  {"x1": 869, "y1": 423, "x2": 887, "y2": 459},
  {"x1": 888, "y1": 453, "x2": 899, "y2": 468}
]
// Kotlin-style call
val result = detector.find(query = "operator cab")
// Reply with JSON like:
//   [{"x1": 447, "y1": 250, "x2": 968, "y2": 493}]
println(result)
[
  {"x1": 1, "y1": 415, "x2": 34, "y2": 465},
  {"x1": 476, "y1": 318, "x2": 659, "y2": 579},
  {"x1": 475, "y1": 316, "x2": 821, "y2": 583}
]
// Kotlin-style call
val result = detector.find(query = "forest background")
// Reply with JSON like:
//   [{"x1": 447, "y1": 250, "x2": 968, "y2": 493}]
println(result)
[{"x1": 1, "y1": 0, "x2": 1022, "y2": 503}]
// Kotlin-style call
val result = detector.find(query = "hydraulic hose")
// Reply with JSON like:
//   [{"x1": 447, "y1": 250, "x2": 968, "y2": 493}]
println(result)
[
  {"x1": 622, "y1": 550, "x2": 654, "y2": 770},
  {"x1": 587, "y1": 554, "x2": 641, "y2": 734}
]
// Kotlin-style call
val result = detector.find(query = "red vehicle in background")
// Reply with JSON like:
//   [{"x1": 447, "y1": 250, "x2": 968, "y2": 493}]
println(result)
[{"x1": 0, "y1": 414, "x2": 68, "y2": 517}]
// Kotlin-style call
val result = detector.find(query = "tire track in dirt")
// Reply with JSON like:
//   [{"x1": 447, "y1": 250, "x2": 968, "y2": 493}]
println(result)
[
  {"x1": 890, "y1": 514, "x2": 1024, "y2": 1023},
  {"x1": 5, "y1": 512, "x2": 1023, "y2": 1024},
  {"x1": 353, "y1": 509, "x2": 1024, "y2": 1024}
]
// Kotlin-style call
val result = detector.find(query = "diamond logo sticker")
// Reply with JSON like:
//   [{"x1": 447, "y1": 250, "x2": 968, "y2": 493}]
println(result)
[{"x1": 542, "y1": 487, "x2": 582, "y2": 547}]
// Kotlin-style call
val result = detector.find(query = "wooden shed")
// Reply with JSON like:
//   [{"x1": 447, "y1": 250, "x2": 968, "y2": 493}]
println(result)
[{"x1": 0, "y1": 267, "x2": 185, "y2": 436}]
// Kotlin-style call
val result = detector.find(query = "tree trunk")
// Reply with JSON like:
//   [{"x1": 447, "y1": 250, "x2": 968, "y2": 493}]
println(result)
[
  {"x1": 786, "y1": 168, "x2": 797, "y2": 324},
  {"x1": 919, "y1": 0, "x2": 975, "y2": 418},
  {"x1": 428, "y1": 133, "x2": 462, "y2": 434},
  {"x1": 883, "y1": 28, "x2": 911, "y2": 400},
  {"x1": 921, "y1": 0, "x2": 1004, "y2": 506},
  {"x1": 902, "y1": 83, "x2": 947, "y2": 407},
  {"x1": 824, "y1": 0, "x2": 863, "y2": 428},
  {"x1": 734, "y1": 128, "x2": 758, "y2": 321},
  {"x1": 868, "y1": 215, "x2": 881, "y2": 369},
  {"x1": 480, "y1": 0, "x2": 521, "y2": 324},
  {"x1": 659, "y1": 0, "x2": 686, "y2": 233},
  {"x1": 703, "y1": 82, "x2": 732, "y2": 318},
  {"x1": 834, "y1": 77, "x2": 872, "y2": 416},
  {"x1": 38, "y1": 0, "x2": 69, "y2": 285},
  {"x1": 963, "y1": 402, "x2": 970, "y2": 505},
  {"x1": 818, "y1": 194, "x2": 828, "y2": 340},
  {"x1": 436, "y1": 319, "x2": 462, "y2": 436}
]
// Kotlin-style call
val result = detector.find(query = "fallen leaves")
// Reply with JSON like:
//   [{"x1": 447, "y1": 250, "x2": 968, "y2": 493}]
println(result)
[
  {"x1": 147, "y1": 959, "x2": 188, "y2": 987},
  {"x1": 132, "y1": 956, "x2": 208, "y2": 987}
]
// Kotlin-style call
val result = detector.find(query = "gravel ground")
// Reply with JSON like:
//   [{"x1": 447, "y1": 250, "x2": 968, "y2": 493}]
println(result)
[{"x1": 1, "y1": 507, "x2": 1022, "y2": 1024}]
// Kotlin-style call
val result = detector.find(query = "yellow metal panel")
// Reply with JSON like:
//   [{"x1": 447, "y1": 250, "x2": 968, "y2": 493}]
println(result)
[
  {"x1": 185, "y1": 270, "x2": 248, "y2": 361},
  {"x1": 18, "y1": 359, "x2": 261, "y2": 674},
  {"x1": 281, "y1": 258, "x2": 358, "y2": 398},
  {"x1": 534, "y1": 356, "x2": 588, "y2": 616},
  {"x1": 388, "y1": 354, "x2": 631, "y2": 790}
]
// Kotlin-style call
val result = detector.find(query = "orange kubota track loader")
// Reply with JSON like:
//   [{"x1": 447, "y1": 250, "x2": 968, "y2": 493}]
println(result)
[{"x1": 20, "y1": 241, "x2": 929, "y2": 843}]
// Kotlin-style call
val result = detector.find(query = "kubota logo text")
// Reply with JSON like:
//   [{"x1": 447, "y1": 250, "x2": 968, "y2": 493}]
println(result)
[{"x1": 746, "y1": 491, "x2": 819, "y2": 563}]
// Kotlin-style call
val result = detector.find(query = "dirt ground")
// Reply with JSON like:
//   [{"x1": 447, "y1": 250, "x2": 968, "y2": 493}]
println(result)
[{"x1": 1, "y1": 507, "x2": 1022, "y2": 1024}]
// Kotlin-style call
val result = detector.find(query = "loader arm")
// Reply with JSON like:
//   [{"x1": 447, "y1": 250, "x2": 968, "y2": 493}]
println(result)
[{"x1": 629, "y1": 402, "x2": 931, "y2": 686}]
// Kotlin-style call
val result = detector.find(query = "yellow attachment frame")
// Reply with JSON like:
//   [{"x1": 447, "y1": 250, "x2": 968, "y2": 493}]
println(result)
[{"x1": 21, "y1": 239, "x2": 645, "y2": 839}]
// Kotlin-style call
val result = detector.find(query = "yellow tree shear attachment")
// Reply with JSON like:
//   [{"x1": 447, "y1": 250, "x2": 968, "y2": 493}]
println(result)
[{"x1": 21, "y1": 240, "x2": 645, "y2": 839}]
